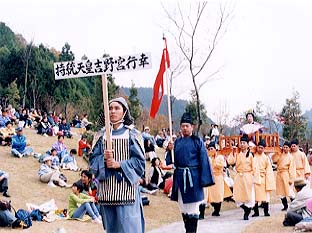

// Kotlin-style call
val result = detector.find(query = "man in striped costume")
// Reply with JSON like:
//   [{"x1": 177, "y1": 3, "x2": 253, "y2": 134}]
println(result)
[{"x1": 90, "y1": 97, "x2": 145, "y2": 233}]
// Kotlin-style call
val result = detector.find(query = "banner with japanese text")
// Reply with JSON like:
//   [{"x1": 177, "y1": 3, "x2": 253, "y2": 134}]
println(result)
[{"x1": 54, "y1": 52, "x2": 151, "y2": 79}]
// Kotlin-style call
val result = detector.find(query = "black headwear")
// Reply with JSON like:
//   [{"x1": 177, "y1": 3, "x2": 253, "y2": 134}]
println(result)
[
  {"x1": 290, "y1": 139, "x2": 299, "y2": 145},
  {"x1": 283, "y1": 141, "x2": 291, "y2": 147},
  {"x1": 258, "y1": 139, "x2": 266, "y2": 147},
  {"x1": 241, "y1": 134, "x2": 249, "y2": 142},
  {"x1": 180, "y1": 112, "x2": 194, "y2": 125},
  {"x1": 208, "y1": 141, "x2": 216, "y2": 149}
]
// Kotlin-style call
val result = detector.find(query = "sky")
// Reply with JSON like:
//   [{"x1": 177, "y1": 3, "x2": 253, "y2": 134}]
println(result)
[{"x1": 1, "y1": 0, "x2": 312, "y2": 122}]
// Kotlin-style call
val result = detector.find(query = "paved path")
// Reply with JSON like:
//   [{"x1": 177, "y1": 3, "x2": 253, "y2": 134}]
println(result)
[{"x1": 148, "y1": 203, "x2": 282, "y2": 233}]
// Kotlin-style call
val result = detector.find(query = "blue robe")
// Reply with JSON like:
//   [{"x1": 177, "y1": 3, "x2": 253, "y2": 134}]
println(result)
[
  {"x1": 90, "y1": 124, "x2": 145, "y2": 233},
  {"x1": 171, "y1": 135, "x2": 214, "y2": 204}
]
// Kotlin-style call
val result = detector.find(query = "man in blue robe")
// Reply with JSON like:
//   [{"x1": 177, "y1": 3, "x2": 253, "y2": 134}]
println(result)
[
  {"x1": 89, "y1": 97, "x2": 145, "y2": 233},
  {"x1": 171, "y1": 112, "x2": 215, "y2": 233}
]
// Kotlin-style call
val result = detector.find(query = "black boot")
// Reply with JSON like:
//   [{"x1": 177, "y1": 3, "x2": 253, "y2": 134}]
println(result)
[
  {"x1": 182, "y1": 214, "x2": 189, "y2": 232},
  {"x1": 212, "y1": 202, "x2": 221, "y2": 216},
  {"x1": 263, "y1": 202, "x2": 270, "y2": 216},
  {"x1": 252, "y1": 203, "x2": 259, "y2": 217},
  {"x1": 281, "y1": 197, "x2": 288, "y2": 211},
  {"x1": 187, "y1": 216, "x2": 198, "y2": 233},
  {"x1": 199, "y1": 204, "x2": 206, "y2": 220},
  {"x1": 241, "y1": 204, "x2": 251, "y2": 220}
]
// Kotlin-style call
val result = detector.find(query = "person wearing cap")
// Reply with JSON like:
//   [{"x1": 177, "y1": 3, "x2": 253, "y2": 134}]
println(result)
[
  {"x1": 252, "y1": 140, "x2": 275, "y2": 217},
  {"x1": 206, "y1": 141, "x2": 226, "y2": 217},
  {"x1": 290, "y1": 139, "x2": 310, "y2": 182},
  {"x1": 38, "y1": 156, "x2": 70, "y2": 188},
  {"x1": 171, "y1": 112, "x2": 214, "y2": 232},
  {"x1": 240, "y1": 111, "x2": 264, "y2": 147},
  {"x1": 272, "y1": 141, "x2": 295, "y2": 211},
  {"x1": 283, "y1": 179, "x2": 312, "y2": 226},
  {"x1": 0, "y1": 121, "x2": 15, "y2": 146},
  {"x1": 11, "y1": 127, "x2": 34, "y2": 158},
  {"x1": 142, "y1": 126, "x2": 156, "y2": 145},
  {"x1": 227, "y1": 134, "x2": 256, "y2": 220},
  {"x1": 89, "y1": 97, "x2": 145, "y2": 233}
]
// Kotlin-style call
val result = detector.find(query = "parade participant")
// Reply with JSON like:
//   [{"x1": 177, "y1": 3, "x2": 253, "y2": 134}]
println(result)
[
  {"x1": 90, "y1": 97, "x2": 145, "y2": 233},
  {"x1": 240, "y1": 110, "x2": 264, "y2": 147},
  {"x1": 272, "y1": 141, "x2": 295, "y2": 211},
  {"x1": 290, "y1": 139, "x2": 310, "y2": 182},
  {"x1": 227, "y1": 134, "x2": 255, "y2": 220},
  {"x1": 171, "y1": 112, "x2": 214, "y2": 233},
  {"x1": 207, "y1": 141, "x2": 225, "y2": 217},
  {"x1": 252, "y1": 140, "x2": 275, "y2": 217}
]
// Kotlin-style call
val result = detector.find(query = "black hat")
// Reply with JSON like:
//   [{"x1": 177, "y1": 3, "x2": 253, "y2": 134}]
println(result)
[
  {"x1": 180, "y1": 112, "x2": 194, "y2": 125},
  {"x1": 283, "y1": 141, "x2": 291, "y2": 147},
  {"x1": 241, "y1": 134, "x2": 249, "y2": 142},
  {"x1": 290, "y1": 139, "x2": 299, "y2": 145},
  {"x1": 257, "y1": 139, "x2": 266, "y2": 147},
  {"x1": 208, "y1": 141, "x2": 216, "y2": 149}
]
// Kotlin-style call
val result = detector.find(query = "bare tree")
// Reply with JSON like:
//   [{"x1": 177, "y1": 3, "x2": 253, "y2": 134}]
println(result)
[
  {"x1": 22, "y1": 40, "x2": 33, "y2": 108},
  {"x1": 163, "y1": 2, "x2": 232, "y2": 134}
]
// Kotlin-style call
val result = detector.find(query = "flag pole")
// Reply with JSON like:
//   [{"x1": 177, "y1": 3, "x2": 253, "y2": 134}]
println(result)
[{"x1": 163, "y1": 35, "x2": 174, "y2": 162}]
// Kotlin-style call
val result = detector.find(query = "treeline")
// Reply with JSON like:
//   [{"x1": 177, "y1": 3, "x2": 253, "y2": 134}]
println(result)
[{"x1": 0, "y1": 22, "x2": 118, "y2": 121}]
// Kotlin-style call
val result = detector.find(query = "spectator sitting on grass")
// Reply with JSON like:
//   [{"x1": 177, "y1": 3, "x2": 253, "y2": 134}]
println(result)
[
  {"x1": 0, "y1": 121, "x2": 15, "y2": 146},
  {"x1": 52, "y1": 135, "x2": 69, "y2": 162},
  {"x1": 78, "y1": 134, "x2": 91, "y2": 157},
  {"x1": 58, "y1": 118, "x2": 72, "y2": 138},
  {"x1": 68, "y1": 182, "x2": 101, "y2": 224},
  {"x1": 61, "y1": 149, "x2": 80, "y2": 171},
  {"x1": 38, "y1": 156, "x2": 71, "y2": 188},
  {"x1": 11, "y1": 127, "x2": 34, "y2": 158},
  {"x1": 283, "y1": 179, "x2": 312, "y2": 226}
]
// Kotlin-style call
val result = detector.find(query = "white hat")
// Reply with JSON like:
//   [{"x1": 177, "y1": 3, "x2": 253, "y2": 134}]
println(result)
[
  {"x1": 144, "y1": 126, "x2": 150, "y2": 130},
  {"x1": 43, "y1": 156, "x2": 52, "y2": 162}
]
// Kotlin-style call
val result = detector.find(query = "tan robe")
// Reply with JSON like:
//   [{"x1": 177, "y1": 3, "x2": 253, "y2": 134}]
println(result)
[
  {"x1": 253, "y1": 152, "x2": 276, "y2": 202},
  {"x1": 207, "y1": 154, "x2": 225, "y2": 203},
  {"x1": 228, "y1": 151, "x2": 255, "y2": 203},
  {"x1": 291, "y1": 150, "x2": 310, "y2": 179},
  {"x1": 272, "y1": 152, "x2": 295, "y2": 197}
]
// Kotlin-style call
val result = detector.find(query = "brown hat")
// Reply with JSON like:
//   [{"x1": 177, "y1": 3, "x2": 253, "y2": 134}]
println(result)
[{"x1": 294, "y1": 179, "x2": 306, "y2": 187}]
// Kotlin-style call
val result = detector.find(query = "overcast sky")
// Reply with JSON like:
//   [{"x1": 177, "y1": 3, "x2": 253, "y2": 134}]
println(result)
[{"x1": 1, "y1": 0, "x2": 311, "y2": 122}]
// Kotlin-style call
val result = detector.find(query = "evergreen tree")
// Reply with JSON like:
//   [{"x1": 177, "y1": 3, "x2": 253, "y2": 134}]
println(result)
[
  {"x1": 4, "y1": 79, "x2": 20, "y2": 107},
  {"x1": 128, "y1": 81, "x2": 141, "y2": 121},
  {"x1": 280, "y1": 91, "x2": 307, "y2": 141},
  {"x1": 185, "y1": 90, "x2": 208, "y2": 134}
]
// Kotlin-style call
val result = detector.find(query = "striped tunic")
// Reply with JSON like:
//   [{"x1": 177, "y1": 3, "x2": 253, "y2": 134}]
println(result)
[{"x1": 98, "y1": 129, "x2": 136, "y2": 205}]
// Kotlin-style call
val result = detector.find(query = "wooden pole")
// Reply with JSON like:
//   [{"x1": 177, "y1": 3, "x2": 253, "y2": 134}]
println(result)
[
  {"x1": 163, "y1": 35, "x2": 174, "y2": 163},
  {"x1": 101, "y1": 74, "x2": 112, "y2": 150}
]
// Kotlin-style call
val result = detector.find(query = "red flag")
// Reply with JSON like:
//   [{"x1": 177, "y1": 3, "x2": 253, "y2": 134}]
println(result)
[{"x1": 150, "y1": 39, "x2": 170, "y2": 118}]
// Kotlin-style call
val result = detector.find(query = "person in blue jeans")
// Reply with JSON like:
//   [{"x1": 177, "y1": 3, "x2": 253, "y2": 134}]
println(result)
[{"x1": 68, "y1": 182, "x2": 101, "y2": 224}]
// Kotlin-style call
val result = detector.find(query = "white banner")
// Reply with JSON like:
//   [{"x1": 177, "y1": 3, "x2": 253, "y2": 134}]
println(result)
[{"x1": 54, "y1": 52, "x2": 152, "y2": 80}]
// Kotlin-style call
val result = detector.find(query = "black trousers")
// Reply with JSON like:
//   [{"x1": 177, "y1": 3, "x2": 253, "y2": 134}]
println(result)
[{"x1": 0, "y1": 178, "x2": 8, "y2": 193}]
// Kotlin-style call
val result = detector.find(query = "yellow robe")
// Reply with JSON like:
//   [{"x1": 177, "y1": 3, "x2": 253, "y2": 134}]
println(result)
[
  {"x1": 272, "y1": 152, "x2": 295, "y2": 197},
  {"x1": 291, "y1": 150, "x2": 310, "y2": 179},
  {"x1": 253, "y1": 152, "x2": 276, "y2": 202},
  {"x1": 207, "y1": 154, "x2": 225, "y2": 203},
  {"x1": 228, "y1": 151, "x2": 255, "y2": 203}
]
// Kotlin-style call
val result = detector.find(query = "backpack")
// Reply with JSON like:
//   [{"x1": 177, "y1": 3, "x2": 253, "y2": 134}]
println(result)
[{"x1": 15, "y1": 209, "x2": 32, "y2": 228}]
